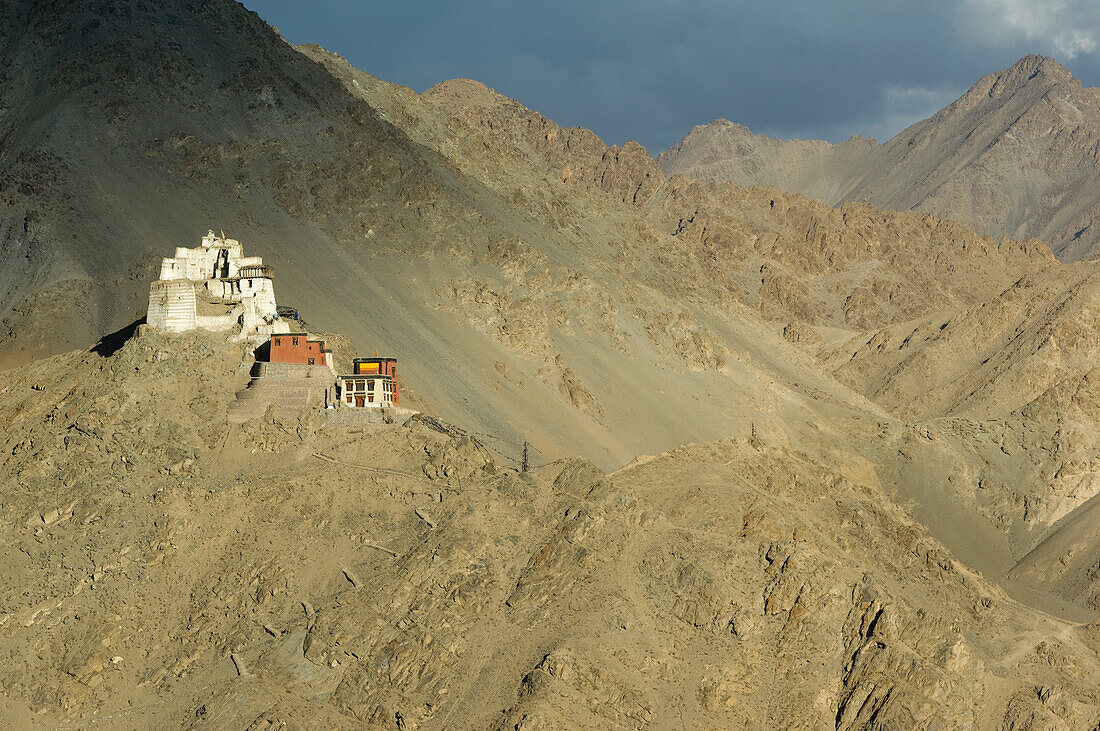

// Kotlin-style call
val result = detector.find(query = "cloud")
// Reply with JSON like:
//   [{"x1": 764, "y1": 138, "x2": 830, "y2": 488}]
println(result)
[
  {"x1": 244, "y1": 0, "x2": 1100, "y2": 153},
  {"x1": 962, "y1": 0, "x2": 1100, "y2": 58},
  {"x1": 858, "y1": 84, "x2": 966, "y2": 142}
]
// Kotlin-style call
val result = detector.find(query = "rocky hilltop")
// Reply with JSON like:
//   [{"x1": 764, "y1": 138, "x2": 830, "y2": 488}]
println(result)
[{"x1": 660, "y1": 55, "x2": 1100, "y2": 261}]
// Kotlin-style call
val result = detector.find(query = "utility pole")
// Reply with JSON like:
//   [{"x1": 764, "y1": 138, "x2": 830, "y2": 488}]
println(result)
[{"x1": 522, "y1": 441, "x2": 529, "y2": 472}]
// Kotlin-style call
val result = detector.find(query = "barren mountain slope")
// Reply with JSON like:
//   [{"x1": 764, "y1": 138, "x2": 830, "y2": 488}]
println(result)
[
  {"x1": 1010, "y1": 492, "x2": 1100, "y2": 611},
  {"x1": 814, "y1": 258, "x2": 1100, "y2": 609},
  {"x1": 828, "y1": 261, "x2": 1100, "y2": 422},
  {"x1": 660, "y1": 55, "x2": 1100, "y2": 261},
  {"x1": 300, "y1": 45, "x2": 1055, "y2": 332},
  {"x1": 0, "y1": 0, "x2": 1056, "y2": 469},
  {"x1": 3, "y1": 3, "x2": 1100, "y2": 726},
  {"x1": 2, "y1": 329, "x2": 1099, "y2": 728}
]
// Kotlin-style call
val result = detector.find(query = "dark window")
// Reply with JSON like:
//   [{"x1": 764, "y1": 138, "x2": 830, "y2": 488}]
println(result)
[
  {"x1": 274, "y1": 337, "x2": 281, "y2": 346},
  {"x1": 292, "y1": 337, "x2": 299, "y2": 346},
  {"x1": 307, "y1": 357, "x2": 315, "y2": 365}
]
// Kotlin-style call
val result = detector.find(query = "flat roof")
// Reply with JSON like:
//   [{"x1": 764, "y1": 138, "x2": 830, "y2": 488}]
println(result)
[{"x1": 272, "y1": 333, "x2": 326, "y2": 344}]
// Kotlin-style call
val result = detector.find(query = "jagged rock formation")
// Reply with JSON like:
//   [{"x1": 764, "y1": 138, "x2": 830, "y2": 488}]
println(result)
[
  {"x1": 659, "y1": 55, "x2": 1100, "y2": 262},
  {"x1": 306, "y1": 49, "x2": 1055, "y2": 332}
]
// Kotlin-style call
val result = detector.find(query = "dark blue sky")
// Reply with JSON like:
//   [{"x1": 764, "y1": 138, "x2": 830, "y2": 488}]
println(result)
[{"x1": 242, "y1": 0, "x2": 1100, "y2": 153}]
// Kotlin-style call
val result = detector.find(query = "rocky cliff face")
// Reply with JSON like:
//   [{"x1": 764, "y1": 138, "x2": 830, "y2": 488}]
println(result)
[{"x1": 660, "y1": 55, "x2": 1100, "y2": 262}]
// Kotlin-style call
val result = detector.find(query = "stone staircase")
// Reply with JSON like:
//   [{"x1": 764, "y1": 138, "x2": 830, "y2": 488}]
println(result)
[{"x1": 227, "y1": 362, "x2": 335, "y2": 423}]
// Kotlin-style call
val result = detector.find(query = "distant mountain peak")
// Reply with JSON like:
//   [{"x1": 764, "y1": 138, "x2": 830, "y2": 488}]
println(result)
[
  {"x1": 423, "y1": 78, "x2": 509, "y2": 111},
  {"x1": 975, "y1": 53, "x2": 1078, "y2": 99},
  {"x1": 1002, "y1": 53, "x2": 1072, "y2": 80},
  {"x1": 692, "y1": 119, "x2": 752, "y2": 137}
]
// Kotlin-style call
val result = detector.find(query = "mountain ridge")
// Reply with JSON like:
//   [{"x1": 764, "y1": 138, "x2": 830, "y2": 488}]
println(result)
[{"x1": 659, "y1": 54, "x2": 1100, "y2": 261}]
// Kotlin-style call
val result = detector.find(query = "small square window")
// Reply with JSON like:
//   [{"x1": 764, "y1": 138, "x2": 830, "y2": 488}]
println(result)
[
  {"x1": 274, "y1": 337, "x2": 281, "y2": 346},
  {"x1": 308, "y1": 357, "x2": 315, "y2": 365}
]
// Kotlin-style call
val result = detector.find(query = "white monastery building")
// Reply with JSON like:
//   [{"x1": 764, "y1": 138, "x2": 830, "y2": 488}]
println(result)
[{"x1": 146, "y1": 230, "x2": 277, "y2": 340}]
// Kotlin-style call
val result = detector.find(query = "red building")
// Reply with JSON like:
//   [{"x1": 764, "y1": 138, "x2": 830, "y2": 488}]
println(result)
[{"x1": 268, "y1": 333, "x2": 331, "y2": 366}]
